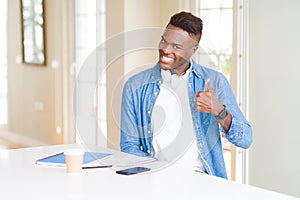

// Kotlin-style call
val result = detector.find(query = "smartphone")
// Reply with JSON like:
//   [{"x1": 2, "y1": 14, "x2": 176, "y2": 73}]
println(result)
[{"x1": 116, "y1": 167, "x2": 151, "y2": 175}]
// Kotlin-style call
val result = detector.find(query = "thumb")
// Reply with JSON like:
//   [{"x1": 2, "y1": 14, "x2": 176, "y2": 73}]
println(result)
[{"x1": 205, "y1": 78, "x2": 213, "y2": 92}]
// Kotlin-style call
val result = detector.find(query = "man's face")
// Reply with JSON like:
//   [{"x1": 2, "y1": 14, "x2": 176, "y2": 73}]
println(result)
[{"x1": 159, "y1": 24, "x2": 199, "y2": 71}]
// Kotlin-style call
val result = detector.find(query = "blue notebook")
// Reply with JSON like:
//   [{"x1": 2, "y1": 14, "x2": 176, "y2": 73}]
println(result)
[{"x1": 36, "y1": 152, "x2": 112, "y2": 167}]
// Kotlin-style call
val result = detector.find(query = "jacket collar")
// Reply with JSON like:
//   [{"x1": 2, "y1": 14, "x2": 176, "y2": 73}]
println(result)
[
  {"x1": 190, "y1": 59, "x2": 204, "y2": 79},
  {"x1": 150, "y1": 62, "x2": 163, "y2": 84}
]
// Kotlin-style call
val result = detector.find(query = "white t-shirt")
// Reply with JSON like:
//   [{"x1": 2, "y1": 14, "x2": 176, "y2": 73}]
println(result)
[{"x1": 151, "y1": 68, "x2": 205, "y2": 172}]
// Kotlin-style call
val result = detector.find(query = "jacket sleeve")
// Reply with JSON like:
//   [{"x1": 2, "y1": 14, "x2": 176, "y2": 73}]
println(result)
[
  {"x1": 120, "y1": 80, "x2": 148, "y2": 156},
  {"x1": 217, "y1": 75, "x2": 253, "y2": 149}
]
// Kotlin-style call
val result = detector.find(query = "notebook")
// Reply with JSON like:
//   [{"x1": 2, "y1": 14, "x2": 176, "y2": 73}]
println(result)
[{"x1": 36, "y1": 151, "x2": 112, "y2": 167}]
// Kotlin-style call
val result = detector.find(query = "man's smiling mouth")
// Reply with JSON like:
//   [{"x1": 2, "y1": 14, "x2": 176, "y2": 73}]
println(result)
[{"x1": 160, "y1": 55, "x2": 175, "y2": 64}]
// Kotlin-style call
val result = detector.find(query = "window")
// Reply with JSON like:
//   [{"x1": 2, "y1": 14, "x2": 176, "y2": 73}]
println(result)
[
  {"x1": 75, "y1": 0, "x2": 106, "y2": 146},
  {"x1": 196, "y1": 0, "x2": 233, "y2": 82},
  {"x1": 196, "y1": 0, "x2": 246, "y2": 181}
]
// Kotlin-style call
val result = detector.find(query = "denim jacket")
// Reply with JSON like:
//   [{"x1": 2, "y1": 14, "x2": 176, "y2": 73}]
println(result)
[{"x1": 120, "y1": 59, "x2": 252, "y2": 179}]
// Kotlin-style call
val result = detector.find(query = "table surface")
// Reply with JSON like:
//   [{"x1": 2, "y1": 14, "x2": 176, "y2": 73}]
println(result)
[{"x1": 0, "y1": 144, "x2": 299, "y2": 200}]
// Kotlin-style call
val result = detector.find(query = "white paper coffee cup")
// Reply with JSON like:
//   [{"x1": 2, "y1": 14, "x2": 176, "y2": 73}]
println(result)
[{"x1": 64, "y1": 149, "x2": 84, "y2": 174}]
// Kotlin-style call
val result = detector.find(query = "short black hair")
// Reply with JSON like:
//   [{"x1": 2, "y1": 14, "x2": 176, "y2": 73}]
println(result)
[{"x1": 167, "y1": 11, "x2": 203, "y2": 41}]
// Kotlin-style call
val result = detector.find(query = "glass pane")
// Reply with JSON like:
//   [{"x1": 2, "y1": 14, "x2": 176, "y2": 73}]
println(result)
[
  {"x1": 200, "y1": 0, "x2": 232, "y2": 9},
  {"x1": 198, "y1": 8, "x2": 232, "y2": 80},
  {"x1": 21, "y1": 0, "x2": 45, "y2": 65},
  {"x1": 199, "y1": 9, "x2": 232, "y2": 54},
  {"x1": 75, "y1": 0, "x2": 106, "y2": 146}
]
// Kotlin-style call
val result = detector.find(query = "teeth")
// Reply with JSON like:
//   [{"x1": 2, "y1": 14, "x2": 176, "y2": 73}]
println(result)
[{"x1": 161, "y1": 56, "x2": 174, "y2": 63}]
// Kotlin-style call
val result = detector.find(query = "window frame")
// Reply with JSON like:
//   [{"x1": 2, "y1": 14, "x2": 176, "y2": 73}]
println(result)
[{"x1": 193, "y1": 0, "x2": 249, "y2": 182}]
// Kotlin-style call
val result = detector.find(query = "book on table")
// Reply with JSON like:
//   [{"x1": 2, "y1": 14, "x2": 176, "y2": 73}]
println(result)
[{"x1": 36, "y1": 151, "x2": 112, "y2": 168}]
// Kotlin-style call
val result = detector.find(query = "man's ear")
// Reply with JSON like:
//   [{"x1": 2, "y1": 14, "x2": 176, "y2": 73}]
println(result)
[{"x1": 192, "y1": 45, "x2": 198, "y2": 54}]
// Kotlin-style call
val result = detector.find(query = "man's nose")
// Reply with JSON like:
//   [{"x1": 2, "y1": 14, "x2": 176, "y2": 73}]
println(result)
[{"x1": 161, "y1": 44, "x2": 172, "y2": 54}]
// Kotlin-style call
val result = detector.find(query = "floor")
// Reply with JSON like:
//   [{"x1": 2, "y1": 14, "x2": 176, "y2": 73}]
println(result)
[{"x1": 0, "y1": 137, "x2": 25, "y2": 149}]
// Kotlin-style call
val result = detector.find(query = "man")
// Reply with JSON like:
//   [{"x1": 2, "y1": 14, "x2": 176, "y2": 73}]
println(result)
[{"x1": 120, "y1": 11, "x2": 252, "y2": 179}]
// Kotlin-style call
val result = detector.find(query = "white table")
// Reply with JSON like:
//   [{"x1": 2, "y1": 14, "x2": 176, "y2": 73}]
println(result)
[{"x1": 0, "y1": 144, "x2": 298, "y2": 200}]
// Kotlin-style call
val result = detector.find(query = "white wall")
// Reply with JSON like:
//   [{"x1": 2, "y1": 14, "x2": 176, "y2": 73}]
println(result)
[
  {"x1": 124, "y1": 0, "x2": 162, "y2": 77},
  {"x1": 248, "y1": 0, "x2": 300, "y2": 198},
  {"x1": 123, "y1": 0, "x2": 181, "y2": 75}
]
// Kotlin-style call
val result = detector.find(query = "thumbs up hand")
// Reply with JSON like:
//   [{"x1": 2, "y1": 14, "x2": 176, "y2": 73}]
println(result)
[{"x1": 195, "y1": 79, "x2": 224, "y2": 115}]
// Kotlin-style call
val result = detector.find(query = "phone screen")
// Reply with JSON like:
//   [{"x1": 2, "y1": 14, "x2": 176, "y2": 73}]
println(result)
[{"x1": 116, "y1": 167, "x2": 151, "y2": 175}]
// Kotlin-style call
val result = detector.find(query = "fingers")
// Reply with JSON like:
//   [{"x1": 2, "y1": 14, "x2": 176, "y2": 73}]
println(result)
[
  {"x1": 195, "y1": 91, "x2": 212, "y2": 113},
  {"x1": 196, "y1": 78, "x2": 214, "y2": 113},
  {"x1": 196, "y1": 104, "x2": 210, "y2": 113}
]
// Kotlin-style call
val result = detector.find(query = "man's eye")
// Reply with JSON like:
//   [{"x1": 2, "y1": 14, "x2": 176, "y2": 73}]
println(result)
[
  {"x1": 161, "y1": 39, "x2": 166, "y2": 44},
  {"x1": 173, "y1": 44, "x2": 182, "y2": 49}
]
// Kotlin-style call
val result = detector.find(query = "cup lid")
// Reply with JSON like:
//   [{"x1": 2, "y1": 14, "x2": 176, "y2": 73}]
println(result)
[{"x1": 64, "y1": 148, "x2": 84, "y2": 155}]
